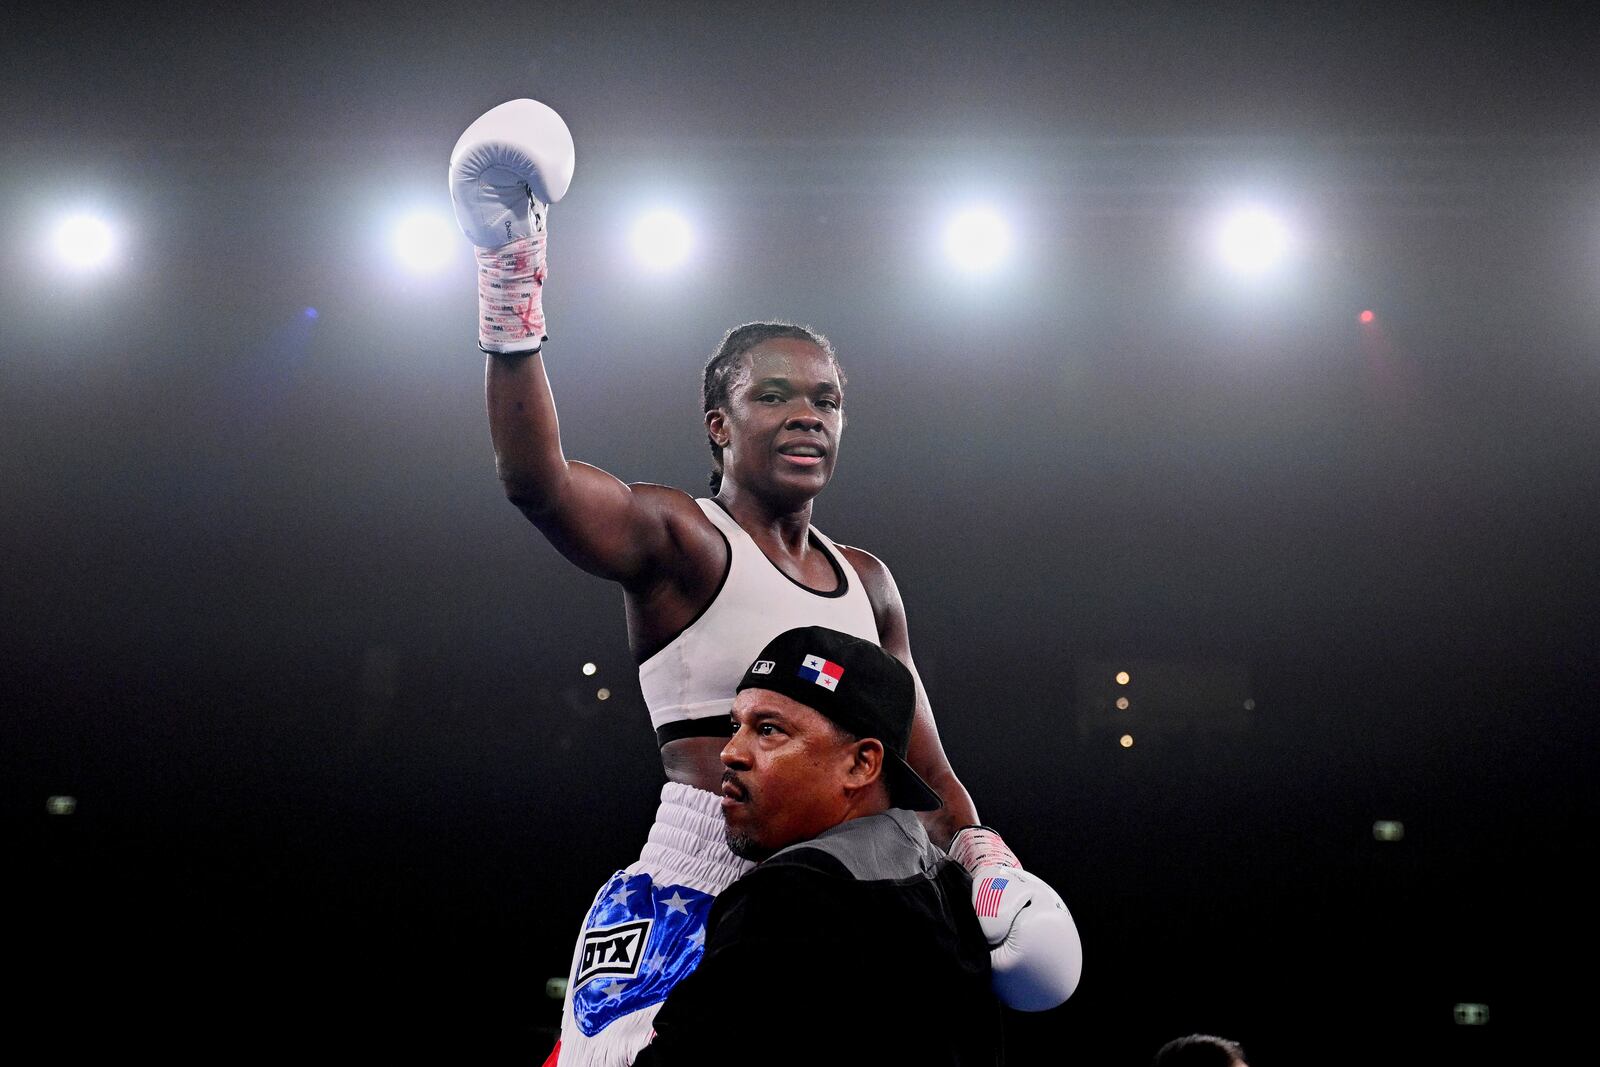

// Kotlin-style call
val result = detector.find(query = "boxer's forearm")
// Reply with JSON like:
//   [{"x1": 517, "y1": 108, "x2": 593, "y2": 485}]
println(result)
[
  {"x1": 917, "y1": 770, "x2": 978, "y2": 848},
  {"x1": 486, "y1": 350, "x2": 572, "y2": 511}
]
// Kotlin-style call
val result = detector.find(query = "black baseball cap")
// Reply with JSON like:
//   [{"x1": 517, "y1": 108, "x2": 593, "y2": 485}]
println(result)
[{"x1": 735, "y1": 626, "x2": 943, "y2": 812}]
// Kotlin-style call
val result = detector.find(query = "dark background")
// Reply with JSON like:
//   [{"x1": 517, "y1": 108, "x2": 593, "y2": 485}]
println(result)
[{"x1": 4, "y1": 2, "x2": 1596, "y2": 1063}]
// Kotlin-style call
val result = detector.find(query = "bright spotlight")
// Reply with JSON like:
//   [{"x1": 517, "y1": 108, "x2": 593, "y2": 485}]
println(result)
[
  {"x1": 631, "y1": 210, "x2": 693, "y2": 270},
  {"x1": 943, "y1": 207, "x2": 1011, "y2": 272},
  {"x1": 1216, "y1": 206, "x2": 1291, "y2": 276},
  {"x1": 51, "y1": 214, "x2": 116, "y2": 269},
  {"x1": 1359, "y1": 309, "x2": 1375, "y2": 324},
  {"x1": 392, "y1": 212, "x2": 456, "y2": 273}
]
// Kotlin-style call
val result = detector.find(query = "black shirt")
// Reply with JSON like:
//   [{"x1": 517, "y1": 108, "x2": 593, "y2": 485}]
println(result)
[{"x1": 634, "y1": 810, "x2": 1002, "y2": 1066}]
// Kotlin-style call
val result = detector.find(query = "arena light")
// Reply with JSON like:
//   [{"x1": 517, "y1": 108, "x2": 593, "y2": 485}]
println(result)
[
  {"x1": 392, "y1": 211, "x2": 456, "y2": 274},
  {"x1": 630, "y1": 210, "x2": 693, "y2": 270},
  {"x1": 1359, "y1": 309, "x2": 1375, "y2": 324},
  {"x1": 1215, "y1": 206, "x2": 1292, "y2": 277},
  {"x1": 943, "y1": 206, "x2": 1012, "y2": 272},
  {"x1": 51, "y1": 214, "x2": 116, "y2": 269}
]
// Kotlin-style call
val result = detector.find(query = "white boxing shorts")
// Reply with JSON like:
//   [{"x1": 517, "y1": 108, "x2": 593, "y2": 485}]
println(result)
[{"x1": 555, "y1": 782, "x2": 754, "y2": 1067}]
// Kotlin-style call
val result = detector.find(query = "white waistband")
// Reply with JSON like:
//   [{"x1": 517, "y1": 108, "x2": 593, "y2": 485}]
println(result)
[{"x1": 626, "y1": 781, "x2": 754, "y2": 895}]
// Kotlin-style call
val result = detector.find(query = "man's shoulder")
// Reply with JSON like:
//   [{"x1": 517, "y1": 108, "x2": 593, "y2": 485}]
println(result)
[
  {"x1": 722, "y1": 846, "x2": 854, "y2": 906},
  {"x1": 706, "y1": 849, "x2": 854, "y2": 946},
  {"x1": 757, "y1": 845, "x2": 855, "y2": 878},
  {"x1": 770, "y1": 809, "x2": 942, "y2": 882}
]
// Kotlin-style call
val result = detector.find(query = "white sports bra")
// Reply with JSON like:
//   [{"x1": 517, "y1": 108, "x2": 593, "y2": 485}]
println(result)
[{"x1": 639, "y1": 498, "x2": 881, "y2": 746}]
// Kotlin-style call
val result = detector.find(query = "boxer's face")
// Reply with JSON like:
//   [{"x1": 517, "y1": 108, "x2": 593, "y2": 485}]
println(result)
[
  {"x1": 709, "y1": 339, "x2": 843, "y2": 501},
  {"x1": 720, "y1": 688, "x2": 856, "y2": 860}
]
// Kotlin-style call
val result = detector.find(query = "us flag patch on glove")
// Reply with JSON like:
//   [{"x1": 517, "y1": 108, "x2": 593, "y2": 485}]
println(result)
[{"x1": 975, "y1": 876, "x2": 1010, "y2": 918}]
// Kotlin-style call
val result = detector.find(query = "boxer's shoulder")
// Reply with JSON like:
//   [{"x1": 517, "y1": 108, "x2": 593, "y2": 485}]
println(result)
[
  {"x1": 612, "y1": 485, "x2": 731, "y2": 630},
  {"x1": 623, "y1": 483, "x2": 726, "y2": 563},
  {"x1": 831, "y1": 543, "x2": 895, "y2": 600},
  {"x1": 831, "y1": 544, "x2": 908, "y2": 644}
]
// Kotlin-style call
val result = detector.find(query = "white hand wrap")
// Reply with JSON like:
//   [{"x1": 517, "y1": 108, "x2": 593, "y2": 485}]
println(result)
[
  {"x1": 475, "y1": 229, "x2": 547, "y2": 354},
  {"x1": 949, "y1": 826, "x2": 1083, "y2": 1012},
  {"x1": 948, "y1": 825, "x2": 1021, "y2": 870}
]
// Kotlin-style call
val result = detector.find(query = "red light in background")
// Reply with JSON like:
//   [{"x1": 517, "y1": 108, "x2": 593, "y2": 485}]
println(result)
[{"x1": 1359, "y1": 309, "x2": 1375, "y2": 324}]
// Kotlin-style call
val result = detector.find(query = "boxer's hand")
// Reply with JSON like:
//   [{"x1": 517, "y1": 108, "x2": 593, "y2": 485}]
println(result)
[
  {"x1": 450, "y1": 98, "x2": 574, "y2": 247},
  {"x1": 950, "y1": 826, "x2": 1083, "y2": 1012},
  {"x1": 449, "y1": 99, "x2": 575, "y2": 354},
  {"x1": 967, "y1": 863, "x2": 1082, "y2": 1011}
]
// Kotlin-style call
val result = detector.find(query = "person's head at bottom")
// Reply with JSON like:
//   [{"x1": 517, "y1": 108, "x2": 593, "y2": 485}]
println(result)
[
  {"x1": 1153, "y1": 1034, "x2": 1249, "y2": 1067},
  {"x1": 719, "y1": 625, "x2": 942, "y2": 860}
]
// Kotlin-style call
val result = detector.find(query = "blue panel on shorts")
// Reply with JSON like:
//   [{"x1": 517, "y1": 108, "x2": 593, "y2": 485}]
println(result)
[{"x1": 571, "y1": 870, "x2": 716, "y2": 1037}]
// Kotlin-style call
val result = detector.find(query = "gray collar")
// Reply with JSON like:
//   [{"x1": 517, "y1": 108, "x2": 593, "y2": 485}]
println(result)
[{"x1": 770, "y1": 808, "x2": 942, "y2": 881}]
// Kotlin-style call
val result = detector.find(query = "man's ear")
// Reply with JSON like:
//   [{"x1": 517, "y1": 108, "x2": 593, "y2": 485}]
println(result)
[{"x1": 844, "y1": 738, "x2": 886, "y2": 793}]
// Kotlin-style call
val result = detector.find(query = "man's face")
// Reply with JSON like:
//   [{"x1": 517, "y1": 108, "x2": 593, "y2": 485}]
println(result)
[
  {"x1": 719, "y1": 687, "x2": 856, "y2": 860},
  {"x1": 708, "y1": 338, "x2": 844, "y2": 502}
]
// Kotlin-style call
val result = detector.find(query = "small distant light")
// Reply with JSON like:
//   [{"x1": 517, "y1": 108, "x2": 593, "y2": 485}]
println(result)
[
  {"x1": 51, "y1": 214, "x2": 116, "y2": 269},
  {"x1": 1115, "y1": 697, "x2": 1130, "y2": 710},
  {"x1": 1453, "y1": 1003, "x2": 1489, "y2": 1026},
  {"x1": 1119, "y1": 734, "x2": 1134, "y2": 748},
  {"x1": 630, "y1": 210, "x2": 693, "y2": 270},
  {"x1": 581, "y1": 662, "x2": 597, "y2": 676},
  {"x1": 304, "y1": 307, "x2": 319, "y2": 320},
  {"x1": 47, "y1": 795, "x2": 77, "y2": 815},
  {"x1": 1115, "y1": 671, "x2": 1130, "y2": 686},
  {"x1": 596, "y1": 688, "x2": 611, "y2": 701},
  {"x1": 1359, "y1": 309, "x2": 1375, "y2": 324},
  {"x1": 1243, "y1": 698, "x2": 1256, "y2": 711},
  {"x1": 545, "y1": 977, "x2": 569, "y2": 1000},
  {"x1": 1373, "y1": 820, "x2": 1405, "y2": 842}
]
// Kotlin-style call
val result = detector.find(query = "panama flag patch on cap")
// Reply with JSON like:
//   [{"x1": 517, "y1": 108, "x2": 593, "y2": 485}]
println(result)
[{"x1": 798, "y1": 653, "x2": 845, "y2": 692}]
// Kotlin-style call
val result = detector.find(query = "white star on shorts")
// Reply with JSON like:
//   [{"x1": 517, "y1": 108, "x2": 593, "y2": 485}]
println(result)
[
  {"x1": 688, "y1": 925, "x2": 705, "y2": 947},
  {"x1": 608, "y1": 886, "x2": 634, "y2": 906},
  {"x1": 660, "y1": 890, "x2": 690, "y2": 915},
  {"x1": 602, "y1": 980, "x2": 626, "y2": 998}
]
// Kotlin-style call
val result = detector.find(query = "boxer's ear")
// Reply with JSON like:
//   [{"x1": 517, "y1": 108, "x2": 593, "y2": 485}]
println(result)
[{"x1": 705, "y1": 407, "x2": 729, "y2": 449}]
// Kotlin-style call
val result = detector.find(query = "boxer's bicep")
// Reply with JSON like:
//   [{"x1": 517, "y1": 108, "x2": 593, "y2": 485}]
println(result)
[{"x1": 519, "y1": 475, "x2": 702, "y2": 588}]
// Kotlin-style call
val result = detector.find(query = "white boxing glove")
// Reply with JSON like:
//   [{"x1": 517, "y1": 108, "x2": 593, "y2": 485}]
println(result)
[
  {"x1": 448, "y1": 99, "x2": 576, "y2": 354},
  {"x1": 949, "y1": 826, "x2": 1083, "y2": 1012}
]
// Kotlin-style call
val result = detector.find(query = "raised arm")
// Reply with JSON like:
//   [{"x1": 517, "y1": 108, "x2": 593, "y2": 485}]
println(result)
[
  {"x1": 455, "y1": 100, "x2": 708, "y2": 590},
  {"x1": 839, "y1": 546, "x2": 979, "y2": 846}
]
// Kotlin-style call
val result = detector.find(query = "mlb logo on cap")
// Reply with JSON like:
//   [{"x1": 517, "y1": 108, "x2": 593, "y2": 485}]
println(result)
[{"x1": 798, "y1": 653, "x2": 844, "y2": 692}]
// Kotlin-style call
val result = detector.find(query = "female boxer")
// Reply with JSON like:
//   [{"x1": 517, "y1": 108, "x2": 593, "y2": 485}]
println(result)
[{"x1": 451, "y1": 100, "x2": 1080, "y2": 1067}]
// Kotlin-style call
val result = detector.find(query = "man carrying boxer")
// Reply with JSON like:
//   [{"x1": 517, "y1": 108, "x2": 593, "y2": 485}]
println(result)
[
  {"x1": 449, "y1": 100, "x2": 1081, "y2": 1066},
  {"x1": 634, "y1": 626, "x2": 1002, "y2": 1065}
]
